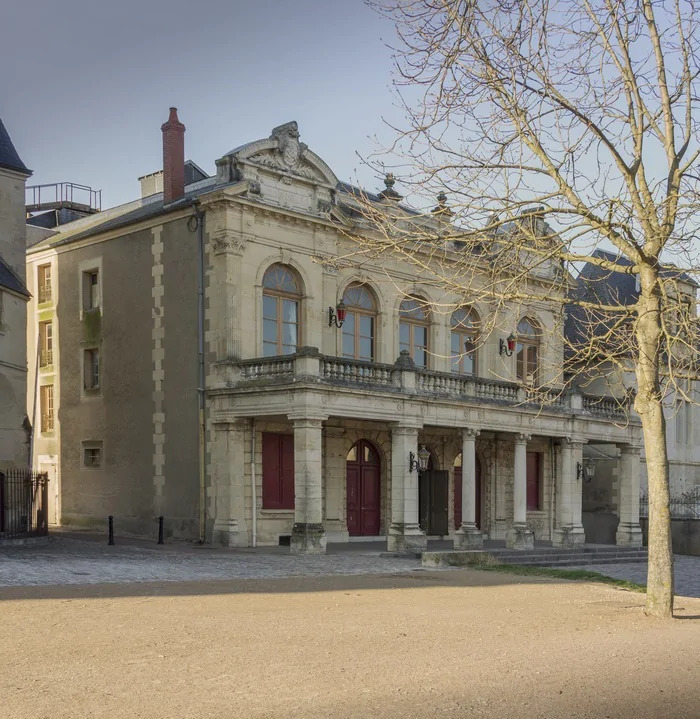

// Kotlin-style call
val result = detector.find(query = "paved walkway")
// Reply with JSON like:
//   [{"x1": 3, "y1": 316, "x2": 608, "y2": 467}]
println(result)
[
  {"x1": 0, "y1": 535, "x2": 424, "y2": 587},
  {"x1": 560, "y1": 555, "x2": 700, "y2": 598}
]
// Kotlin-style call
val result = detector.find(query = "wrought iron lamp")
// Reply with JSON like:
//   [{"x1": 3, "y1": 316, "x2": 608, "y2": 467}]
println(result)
[
  {"x1": 499, "y1": 333, "x2": 516, "y2": 357},
  {"x1": 328, "y1": 300, "x2": 347, "y2": 328},
  {"x1": 409, "y1": 445, "x2": 431, "y2": 473},
  {"x1": 576, "y1": 459, "x2": 596, "y2": 482}
]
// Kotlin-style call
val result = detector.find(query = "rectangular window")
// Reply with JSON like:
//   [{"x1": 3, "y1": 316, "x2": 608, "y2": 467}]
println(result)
[
  {"x1": 262, "y1": 432, "x2": 295, "y2": 510},
  {"x1": 526, "y1": 451, "x2": 541, "y2": 511},
  {"x1": 39, "y1": 321, "x2": 53, "y2": 367},
  {"x1": 83, "y1": 348, "x2": 100, "y2": 390},
  {"x1": 83, "y1": 443, "x2": 102, "y2": 468},
  {"x1": 40, "y1": 384, "x2": 54, "y2": 433},
  {"x1": 82, "y1": 269, "x2": 100, "y2": 311},
  {"x1": 38, "y1": 264, "x2": 52, "y2": 303},
  {"x1": 676, "y1": 399, "x2": 692, "y2": 445}
]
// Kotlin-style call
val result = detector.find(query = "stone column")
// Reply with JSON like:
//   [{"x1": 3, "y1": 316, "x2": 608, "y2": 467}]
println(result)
[
  {"x1": 552, "y1": 438, "x2": 586, "y2": 548},
  {"x1": 506, "y1": 433, "x2": 534, "y2": 550},
  {"x1": 387, "y1": 422, "x2": 427, "y2": 554},
  {"x1": 616, "y1": 444, "x2": 643, "y2": 547},
  {"x1": 454, "y1": 428, "x2": 483, "y2": 549},
  {"x1": 211, "y1": 418, "x2": 249, "y2": 547},
  {"x1": 290, "y1": 417, "x2": 326, "y2": 554}
]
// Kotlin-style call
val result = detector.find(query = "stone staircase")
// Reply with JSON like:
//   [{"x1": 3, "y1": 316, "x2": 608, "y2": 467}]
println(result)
[{"x1": 422, "y1": 545, "x2": 648, "y2": 569}]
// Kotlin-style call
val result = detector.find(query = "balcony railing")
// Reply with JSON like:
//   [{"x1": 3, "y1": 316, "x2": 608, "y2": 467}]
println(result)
[
  {"x1": 39, "y1": 349, "x2": 53, "y2": 368},
  {"x1": 224, "y1": 349, "x2": 632, "y2": 421},
  {"x1": 41, "y1": 413, "x2": 55, "y2": 433}
]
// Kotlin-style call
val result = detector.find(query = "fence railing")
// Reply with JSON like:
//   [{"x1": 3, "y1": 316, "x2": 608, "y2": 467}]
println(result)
[
  {"x1": 0, "y1": 469, "x2": 49, "y2": 540},
  {"x1": 639, "y1": 493, "x2": 700, "y2": 519}
]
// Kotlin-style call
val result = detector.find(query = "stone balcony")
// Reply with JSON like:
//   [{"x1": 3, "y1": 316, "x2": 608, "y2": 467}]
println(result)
[{"x1": 217, "y1": 347, "x2": 631, "y2": 422}]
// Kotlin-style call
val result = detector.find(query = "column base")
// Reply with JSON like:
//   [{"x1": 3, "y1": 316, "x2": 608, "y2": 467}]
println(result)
[
  {"x1": 387, "y1": 523, "x2": 427, "y2": 555},
  {"x1": 454, "y1": 524, "x2": 484, "y2": 550},
  {"x1": 506, "y1": 524, "x2": 535, "y2": 550},
  {"x1": 616, "y1": 522, "x2": 643, "y2": 548},
  {"x1": 552, "y1": 525, "x2": 586, "y2": 549},
  {"x1": 290, "y1": 522, "x2": 327, "y2": 555},
  {"x1": 212, "y1": 519, "x2": 247, "y2": 547}
]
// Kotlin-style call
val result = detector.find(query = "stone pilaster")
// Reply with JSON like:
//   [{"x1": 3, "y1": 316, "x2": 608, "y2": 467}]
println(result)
[
  {"x1": 211, "y1": 228, "x2": 246, "y2": 361},
  {"x1": 616, "y1": 444, "x2": 643, "y2": 547},
  {"x1": 387, "y1": 422, "x2": 427, "y2": 554},
  {"x1": 454, "y1": 428, "x2": 483, "y2": 549},
  {"x1": 210, "y1": 418, "x2": 248, "y2": 546},
  {"x1": 290, "y1": 416, "x2": 326, "y2": 554},
  {"x1": 506, "y1": 433, "x2": 534, "y2": 550},
  {"x1": 552, "y1": 437, "x2": 586, "y2": 548}
]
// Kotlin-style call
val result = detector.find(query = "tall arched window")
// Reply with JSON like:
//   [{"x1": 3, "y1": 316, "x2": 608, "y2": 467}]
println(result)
[
  {"x1": 399, "y1": 297, "x2": 430, "y2": 368},
  {"x1": 450, "y1": 307, "x2": 479, "y2": 374},
  {"x1": 262, "y1": 264, "x2": 301, "y2": 356},
  {"x1": 342, "y1": 284, "x2": 377, "y2": 361},
  {"x1": 516, "y1": 317, "x2": 540, "y2": 384}
]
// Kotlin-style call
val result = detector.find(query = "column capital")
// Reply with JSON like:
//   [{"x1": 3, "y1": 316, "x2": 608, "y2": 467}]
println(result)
[
  {"x1": 288, "y1": 415, "x2": 326, "y2": 428},
  {"x1": 462, "y1": 428, "x2": 480, "y2": 441},
  {"x1": 618, "y1": 443, "x2": 643, "y2": 456},
  {"x1": 514, "y1": 432, "x2": 531, "y2": 444},
  {"x1": 558, "y1": 436, "x2": 586, "y2": 449},
  {"x1": 391, "y1": 421, "x2": 423, "y2": 436}
]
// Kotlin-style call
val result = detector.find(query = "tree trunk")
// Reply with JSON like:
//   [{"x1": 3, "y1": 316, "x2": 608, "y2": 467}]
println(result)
[{"x1": 635, "y1": 269, "x2": 674, "y2": 618}]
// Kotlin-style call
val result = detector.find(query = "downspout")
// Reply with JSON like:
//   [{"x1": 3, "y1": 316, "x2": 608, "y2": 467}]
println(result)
[
  {"x1": 189, "y1": 203, "x2": 206, "y2": 543},
  {"x1": 250, "y1": 419, "x2": 257, "y2": 548}
]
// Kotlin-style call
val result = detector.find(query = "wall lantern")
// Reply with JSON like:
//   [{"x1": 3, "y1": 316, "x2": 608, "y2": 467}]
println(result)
[
  {"x1": 409, "y1": 445, "x2": 431, "y2": 473},
  {"x1": 328, "y1": 300, "x2": 347, "y2": 328},
  {"x1": 576, "y1": 459, "x2": 595, "y2": 482},
  {"x1": 499, "y1": 333, "x2": 516, "y2": 357}
]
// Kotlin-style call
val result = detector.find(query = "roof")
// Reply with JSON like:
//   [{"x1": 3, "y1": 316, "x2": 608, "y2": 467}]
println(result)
[
  {"x1": 0, "y1": 118, "x2": 31, "y2": 176},
  {"x1": 0, "y1": 258, "x2": 29, "y2": 297}
]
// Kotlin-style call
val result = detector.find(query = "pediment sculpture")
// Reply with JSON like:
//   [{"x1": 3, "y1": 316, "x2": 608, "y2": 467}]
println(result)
[{"x1": 249, "y1": 121, "x2": 318, "y2": 180}]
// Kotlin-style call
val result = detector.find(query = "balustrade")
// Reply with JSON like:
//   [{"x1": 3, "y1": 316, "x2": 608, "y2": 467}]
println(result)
[{"x1": 321, "y1": 358, "x2": 393, "y2": 386}]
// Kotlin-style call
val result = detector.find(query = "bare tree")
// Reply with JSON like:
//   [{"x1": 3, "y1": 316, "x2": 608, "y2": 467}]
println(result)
[{"x1": 350, "y1": 0, "x2": 700, "y2": 618}]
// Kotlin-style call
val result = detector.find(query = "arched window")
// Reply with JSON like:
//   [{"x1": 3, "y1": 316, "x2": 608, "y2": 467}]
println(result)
[
  {"x1": 450, "y1": 307, "x2": 479, "y2": 375},
  {"x1": 262, "y1": 264, "x2": 301, "y2": 356},
  {"x1": 516, "y1": 317, "x2": 540, "y2": 384},
  {"x1": 399, "y1": 297, "x2": 430, "y2": 368},
  {"x1": 342, "y1": 284, "x2": 377, "y2": 361}
]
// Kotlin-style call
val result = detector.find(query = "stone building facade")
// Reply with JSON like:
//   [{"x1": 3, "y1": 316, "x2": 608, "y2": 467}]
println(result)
[
  {"x1": 26, "y1": 111, "x2": 644, "y2": 552},
  {"x1": 0, "y1": 118, "x2": 31, "y2": 471}
]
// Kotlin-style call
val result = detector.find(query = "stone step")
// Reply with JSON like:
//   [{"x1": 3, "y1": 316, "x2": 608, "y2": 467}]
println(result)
[{"x1": 421, "y1": 548, "x2": 647, "y2": 569}]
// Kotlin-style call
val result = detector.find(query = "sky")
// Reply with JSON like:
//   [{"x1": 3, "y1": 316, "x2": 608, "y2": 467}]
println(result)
[{"x1": 2, "y1": 0, "x2": 402, "y2": 209}]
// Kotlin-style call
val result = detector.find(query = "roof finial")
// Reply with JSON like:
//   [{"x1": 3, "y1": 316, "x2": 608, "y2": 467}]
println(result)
[
  {"x1": 378, "y1": 172, "x2": 402, "y2": 202},
  {"x1": 432, "y1": 190, "x2": 453, "y2": 218}
]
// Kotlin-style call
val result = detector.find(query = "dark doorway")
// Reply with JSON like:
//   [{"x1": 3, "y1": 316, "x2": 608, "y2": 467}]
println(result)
[
  {"x1": 527, "y1": 451, "x2": 541, "y2": 510},
  {"x1": 454, "y1": 456, "x2": 482, "y2": 530},
  {"x1": 346, "y1": 440, "x2": 381, "y2": 536},
  {"x1": 419, "y1": 470, "x2": 449, "y2": 536}
]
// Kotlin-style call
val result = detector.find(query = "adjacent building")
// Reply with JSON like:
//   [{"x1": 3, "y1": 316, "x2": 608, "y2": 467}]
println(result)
[
  {"x1": 26, "y1": 109, "x2": 644, "y2": 552},
  {"x1": 0, "y1": 117, "x2": 31, "y2": 471}
]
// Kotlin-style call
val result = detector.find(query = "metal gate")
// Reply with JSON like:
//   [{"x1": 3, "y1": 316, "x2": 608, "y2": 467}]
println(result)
[{"x1": 0, "y1": 469, "x2": 49, "y2": 540}]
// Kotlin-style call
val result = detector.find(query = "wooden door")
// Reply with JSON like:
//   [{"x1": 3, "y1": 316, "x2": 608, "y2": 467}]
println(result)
[
  {"x1": 454, "y1": 457, "x2": 482, "y2": 530},
  {"x1": 419, "y1": 470, "x2": 449, "y2": 536},
  {"x1": 346, "y1": 440, "x2": 381, "y2": 536},
  {"x1": 526, "y1": 451, "x2": 541, "y2": 511}
]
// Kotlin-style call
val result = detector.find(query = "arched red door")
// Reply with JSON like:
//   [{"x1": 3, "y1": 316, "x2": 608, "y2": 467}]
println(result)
[
  {"x1": 454, "y1": 456, "x2": 482, "y2": 530},
  {"x1": 346, "y1": 440, "x2": 381, "y2": 536}
]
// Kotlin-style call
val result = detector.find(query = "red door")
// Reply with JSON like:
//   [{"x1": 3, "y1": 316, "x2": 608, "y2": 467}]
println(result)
[
  {"x1": 454, "y1": 457, "x2": 482, "y2": 529},
  {"x1": 346, "y1": 440, "x2": 381, "y2": 536}
]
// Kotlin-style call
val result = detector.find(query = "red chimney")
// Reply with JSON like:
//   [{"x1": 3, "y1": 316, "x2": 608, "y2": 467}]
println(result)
[{"x1": 161, "y1": 107, "x2": 185, "y2": 204}]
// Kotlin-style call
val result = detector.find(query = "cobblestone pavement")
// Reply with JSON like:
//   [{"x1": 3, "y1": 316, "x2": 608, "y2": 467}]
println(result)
[
  {"x1": 548, "y1": 555, "x2": 700, "y2": 598},
  {"x1": 0, "y1": 536, "x2": 426, "y2": 587}
]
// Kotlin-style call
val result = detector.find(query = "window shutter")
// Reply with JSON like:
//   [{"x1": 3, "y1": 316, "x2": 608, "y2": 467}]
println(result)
[{"x1": 262, "y1": 433, "x2": 295, "y2": 510}]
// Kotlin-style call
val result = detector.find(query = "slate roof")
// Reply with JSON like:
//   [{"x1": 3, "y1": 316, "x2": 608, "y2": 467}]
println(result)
[
  {"x1": 0, "y1": 258, "x2": 29, "y2": 297},
  {"x1": 0, "y1": 118, "x2": 31, "y2": 175}
]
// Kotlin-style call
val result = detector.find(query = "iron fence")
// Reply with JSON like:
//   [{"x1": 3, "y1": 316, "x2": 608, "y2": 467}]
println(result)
[
  {"x1": 0, "y1": 469, "x2": 49, "y2": 540},
  {"x1": 639, "y1": 492, "x2": 700, "y2": 519}
]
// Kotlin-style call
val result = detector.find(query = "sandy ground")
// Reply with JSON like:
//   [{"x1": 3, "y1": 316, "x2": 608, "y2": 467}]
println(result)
[{"x1": 2, "y1": 570, "x2": 699, "y2": 719}]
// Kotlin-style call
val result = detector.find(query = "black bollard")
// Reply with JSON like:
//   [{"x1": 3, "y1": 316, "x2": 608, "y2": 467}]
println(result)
[
  {"x1": 158, "y1": 515, "x2": 164, "y2": 545},
  {"x1": 108, "y1": 515, "x2": 115, "y2": 545}
]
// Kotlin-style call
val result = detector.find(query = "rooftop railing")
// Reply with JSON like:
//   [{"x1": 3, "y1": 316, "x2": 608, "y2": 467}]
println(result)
[{"x1": 26, "y1": 182, "x2": 102, "y2": 214}]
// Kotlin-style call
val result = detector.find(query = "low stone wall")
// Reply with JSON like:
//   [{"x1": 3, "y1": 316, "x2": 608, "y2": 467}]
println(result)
[{"x1": 640, "y1": 518, "x2": 700, "y2": 557}]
